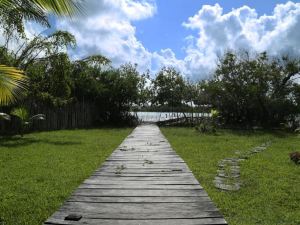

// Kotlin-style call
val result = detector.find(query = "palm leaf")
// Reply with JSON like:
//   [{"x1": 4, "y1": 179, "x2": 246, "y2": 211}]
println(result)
[
  {"x1": 30, "y1": 114, "x2": 46, "y2": 121},
  {"x1": 0, "y1": 0, "x2": 83, "y2": 17},
  {"x1": 0, "y1": 112, "x2": 11, "y2": 120},
  {"x1": 11, "y1": 107, "x2": 29, "y2": 121},
  {"x1": 0, "y1": 65, "x2": 28, "y2": 106},
  {"x1": 0, "y1": 0, "x2": 12, "y2": 7},
  {"x1": 32, "y1": 0, "x2": 83, "y2": 17},
  {"x1": 18, "y1": 1, "x2": 50, "y2": 27}
]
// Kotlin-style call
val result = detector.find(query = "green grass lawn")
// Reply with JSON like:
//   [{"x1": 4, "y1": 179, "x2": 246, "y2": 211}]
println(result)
[
  {"x1": 161, "y1": 127, "x2": 300, "y2": 225},
  {"x1": 0, "y1": 128, "x2": 132, "y2": 225}
]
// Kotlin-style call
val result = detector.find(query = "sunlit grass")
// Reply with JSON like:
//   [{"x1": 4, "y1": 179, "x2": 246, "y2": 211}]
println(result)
[
  {"x1": 0, "y1": 128, "x2": 132, "y2": 225},
  {"x1": 162, "y1": 128, "x2": 300, "y2": 225}
]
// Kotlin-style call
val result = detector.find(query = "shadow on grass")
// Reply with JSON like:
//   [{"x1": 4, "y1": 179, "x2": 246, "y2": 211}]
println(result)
[
  {"x1": 0, "y1": 136, "x2": 81, "y2": 148},
  {"x1": 187, "y1": 127, "x2": 292, "y2": 139},
  {"x1": 223, "y1": 129, "x2": 292, "y2": 138}
]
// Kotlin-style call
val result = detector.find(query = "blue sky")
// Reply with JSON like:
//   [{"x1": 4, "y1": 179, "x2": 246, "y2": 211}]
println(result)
[
  {"x1": 24, "y1": 0, "x2": 300, "y2": 80},
  {"x1": 133, "y1": 0, "x2": 292, "y2": 59}
]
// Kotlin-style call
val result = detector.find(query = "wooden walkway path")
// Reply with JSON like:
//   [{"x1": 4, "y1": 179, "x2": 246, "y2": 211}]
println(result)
[{"x1": 44, "y1": 124, "x2": 227, "y2": 225}]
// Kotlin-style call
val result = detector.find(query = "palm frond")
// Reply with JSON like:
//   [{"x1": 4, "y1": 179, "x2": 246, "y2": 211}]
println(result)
[
  {"x1": 0, "y1": 0, "x2": 83, "y2": 20},
  {"x1": 11, "y1": 107, "x2": 29, "y2": 121},
  {"x1": 0, "y1": 0, "x2": 12, "y2": 8},
  {"x1": 0, "y1": 112, "x2": 11, "y2": 120},
  {"x1": 30, "y1": 114, "x2": 46, "y2": 121},
  {"x1": 0, "y1": 65, "x2": 28, "y2": 106},
  {"x1": 33, "y1": 0, "x2": 84, "y2": 17},
  {"x1": 18, "y1": 1, "x2": 50, "y2": 27}
]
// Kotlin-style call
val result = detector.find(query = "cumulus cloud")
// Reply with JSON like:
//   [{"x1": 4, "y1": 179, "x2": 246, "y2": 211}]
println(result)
[
  {"x1": 181, "y1": 1, "x2": 300, "y2": 80},
  {"x1": 151, "y1": 49, "x2": 186, "y2": 74},
  {"x1": 4, "y1": 1, "x2": 300, "y2": 80},
  {"x1": 56, "y1": 0, "x2": 156, "y2": 71}
]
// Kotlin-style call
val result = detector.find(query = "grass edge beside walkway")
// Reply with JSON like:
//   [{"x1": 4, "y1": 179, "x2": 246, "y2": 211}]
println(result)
[
  {"x1": 0, "y1": 128, "x2": 132, "y2": 225},
  {"x1": 161, "y1": 127, "x2": 300, "y2": 225}
]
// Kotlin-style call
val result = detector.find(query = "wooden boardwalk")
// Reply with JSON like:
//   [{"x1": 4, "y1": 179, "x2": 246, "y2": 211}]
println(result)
[{"x1": 44, "y1": 124, "x2": 227, "y2": 225}]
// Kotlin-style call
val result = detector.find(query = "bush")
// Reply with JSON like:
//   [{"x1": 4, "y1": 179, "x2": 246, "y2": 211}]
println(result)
[
  {"x1": 289, "y1": 152, "x2": 300, "y2": 164},
  {"x1": 195, "y1": 119, "x2": 216, "y2": 134}
]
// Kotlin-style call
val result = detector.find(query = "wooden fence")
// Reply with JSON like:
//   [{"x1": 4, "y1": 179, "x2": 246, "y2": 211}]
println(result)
[{"x1": 0, "y1": 102, "x2": 97, "y2": 135}]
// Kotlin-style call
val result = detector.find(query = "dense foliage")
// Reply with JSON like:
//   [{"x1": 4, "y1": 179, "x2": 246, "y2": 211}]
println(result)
[
  {"x1": 0, "y1": 0, "x2": 82, "y2": 107},
  {"x1": 0, "y1": 44, "x2": 148, "y2": 124},
  {"x1": 2, "y1": 38, "x2": 300, "y2": 128},
  {"x1": 200, "y1": 52, "x2": 300, "y2": 128}
]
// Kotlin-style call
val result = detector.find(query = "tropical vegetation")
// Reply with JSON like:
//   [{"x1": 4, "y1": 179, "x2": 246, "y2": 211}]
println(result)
[
  {"x1": 0, "y1": 2, "x2": 299, "y2": 225},
  {"x1": 1, "y1": 0, "x2": 300, "y2": 132},
  {"x1": 199, "y1": 52, "x2": 300, "y2": 128},
  {"x1": 0, "y1": 0, "x2": 82, "y2": 107}
]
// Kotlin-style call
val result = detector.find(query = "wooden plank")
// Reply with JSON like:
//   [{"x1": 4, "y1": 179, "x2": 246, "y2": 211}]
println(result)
[
  {"x1": 87, "y1": 176, "x2": 200, "y2": 182},
  {"x1": 98, "y1": 163, "x2": 189, "y2": 167},
  {"x1": 95, "y1": 168, "x2": 191, "y2": 173},
  {"x1": 67, "y1": 196, "x2": 211, "y2": 203},
  {"x1": 73, "y1": 189, "x2": 208, "y2": 197},
  {"x1": 58, "y1": 202, "x2": 219, "y2": 214},
  {"x1": 83, "y1": 179, "x2": 200, "y2": 185},
  {"x1": 44, "y1": 124, "x2": 227, "y2": 225},
  {"x1": 46, "y1": 218, "x2": 227, "y2": 225},
  {"x1": 46, "y1": 217, "x2": 227, "y2": 225},
  {"x1": 91, "y1": 173, "x2": 195, "y2": 177},
  {"x1": 48, "y1": 210, "x2": 223, "y2": 220},
  {"x1": 78, "y1": 184, "x2": 203, "y2": 190}
]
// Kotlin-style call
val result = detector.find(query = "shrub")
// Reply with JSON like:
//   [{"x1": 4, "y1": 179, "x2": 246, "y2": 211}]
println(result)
[
  {"x1": 289, "y1": 152, "x2": 300, "y2": 164},
  {"x1": 195, "y1": 119, "x2": 216, "y2": 134}
]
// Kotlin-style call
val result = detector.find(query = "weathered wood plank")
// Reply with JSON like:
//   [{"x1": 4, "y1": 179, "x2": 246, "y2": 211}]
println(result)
[
  {"x1": 58, "y1": 202, "x2": 219, "y2": 214},
  {"x1": 83, "y1": 179, "x2": 200, "y2": 185},
  {"x1": 48, "y1": 210, "x2": 223, "y2": 220},
  {"x1": 67, "y1": 196, "x2": 211, "y2": 203},
  {"x1": 95, "y1": 168, "x2": 191, "y2": 173},
  {"x1": 46, "y1": 217, "x2": 227, "y2": 225},
  {"x1": 87, "y1": 176, "x2": 200, "y2": 182},
  {"x1": 78, "y1": 184, "x2": 203, "y2": 190},
  {"x1": 44, "y1": 124, "x2": 227, "y2": 225},
  {"x1": 91, "y1": 173, "x2": 195, "y2": 177},
  {"x1": 73, "y1": 189, "x2": 209, "y2": 197}
]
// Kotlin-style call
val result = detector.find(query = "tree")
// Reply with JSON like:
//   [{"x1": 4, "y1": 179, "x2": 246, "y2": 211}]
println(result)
[
  {"x1": 0, "y1": 0, "x2": 82, "y2": 106},
  {"x1": 152, "y1": 67, "x2": 186, "y2": 109},
  {"x1": 202, "y1": 51, "x2": 300, "y2": 127},
  {"x1": 14, "y1": 31, "x2": 76, "y2": 69},
  {"x1": 0, "y1": 0, "x2": 82, "y2": 38},
  {"x1": 183, "y1": 79, "x2": 197, "y2": 108},
  {"x1": 26, "y1": 53, "x2": 74, "y2": 106},
  {"x1": 136, "y1": 70, "x2": 151, "y2": 108},
  {"x1": 71, "y1": 55, "x2": 111, "y2": 101},
  {"x1": 95, "y1": 63, "x2": 142, "y2": 122}
]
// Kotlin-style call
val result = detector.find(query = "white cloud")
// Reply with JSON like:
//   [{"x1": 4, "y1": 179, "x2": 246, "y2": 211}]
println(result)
[
  {"x1": 151, "y1": 49, "x2": 186, "y2": 74},
  {"x1": 56, "y1": 0, "x2": 156, "y2": 72},
  {"x1": 3, "y1": 1, "x2": 300, "y2": 81},
  {"x1": 181, "y1": 1, "x2": 300, "y2": 80}
]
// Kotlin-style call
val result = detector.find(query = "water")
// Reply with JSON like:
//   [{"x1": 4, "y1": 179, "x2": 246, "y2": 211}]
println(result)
[{"x1": 131, "y1": 112, "x2": 210, "y2": 122}]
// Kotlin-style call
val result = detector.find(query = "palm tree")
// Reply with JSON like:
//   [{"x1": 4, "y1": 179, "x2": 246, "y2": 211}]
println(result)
[
  {"x1": 0, "y1": 0, "x2": 82, "y2": 106},
  {"x1": 11, "y1": 106, "x2": 45, "y2": 136}
]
